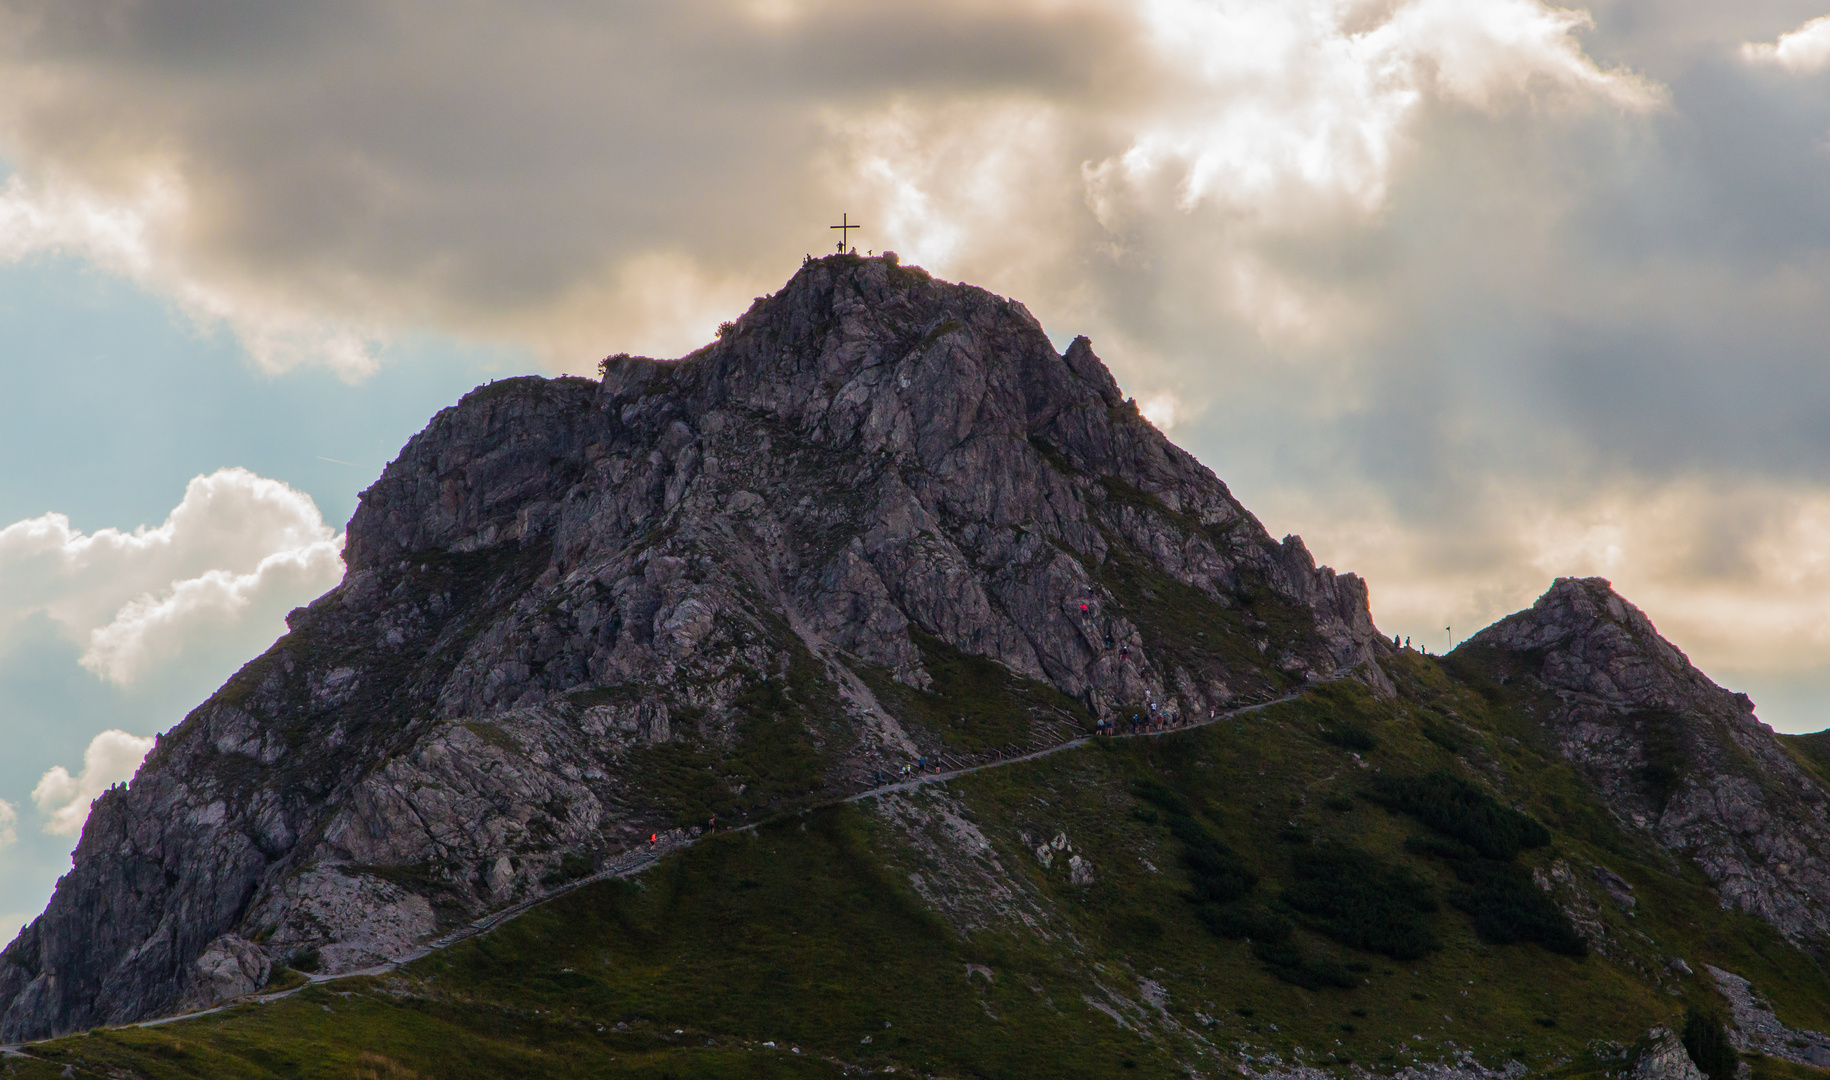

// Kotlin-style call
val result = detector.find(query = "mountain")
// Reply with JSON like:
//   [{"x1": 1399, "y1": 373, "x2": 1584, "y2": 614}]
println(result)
[
  {"x1": 1456, "y1": 577, "x2": 1830, "y2": 947},
  {"x1": 0, "y1": 253, "x2": 1384, "y2": 1041},
  {"x1": 4, "y1": 256, "x2": 1830, "y2": 1080}
]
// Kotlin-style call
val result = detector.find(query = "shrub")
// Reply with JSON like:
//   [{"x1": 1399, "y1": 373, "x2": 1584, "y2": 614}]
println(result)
[
  {"x1": 1682, "y1": 1009, "x2": 1738, "y2": 1080},
  {"x1": 1171, "y1": 815, "x2": 1258, "y2": 903},
  {"x1": 1139, "y1": 778, "x2": 1358, "y2": 989},
  {"x1": 1366, "y1": 770, "x2": 1550, "y2": 860},
  {"x1": 1132, "y1": 777, "x2": 1191, "y2": 817},
  {"x1": 1249, "y1": 936, "x2": 1358, "y2": 990},
  {"x1": 1195, "y1": 900, "x2": 1288, "y2": 942},
  {"x1": 1419, "y1": 717, "x2": 1465, "y2": 752},
  {"x1": 715, "y1": 320, "x2": 736, "y2": 338},
  {"x1": 541, "y1": 853, "x2": 594, "y2": 886},
  {"x1": 1445, "y1": 859, "x2": 1586, "y2": 956},
  {"x1": 1282, "y1": 843, "x2": 1440, "y2": 961},
  {"x1": 1319, "y1": 722, "x2": 1377, "y2": 752}
]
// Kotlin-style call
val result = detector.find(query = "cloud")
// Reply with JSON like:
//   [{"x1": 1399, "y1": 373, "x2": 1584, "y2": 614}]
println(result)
[
  {"x1": 1092, "y1": 0, "x2": 1656, "y2": 223},
  {"x1": 0, "y1": 0, "x2": 1657, "y2": 375},
  {"x1": 0, "y1": 798, "x2": 15, "y2": 850},
  {"x1": 0, "y1": 467, "x2": 345, "y2": 685},
  {"x1": 1743, "y1": 15, "x2": 1830, "y2": 71},
  {"x1": 0, "y1": 0, "x2": 1827, "y2": 727},
  {"x1": 83, "y1": 541, "x2": 345, "y2": 684},
  {"x1": 0, "y1": 171, "x2": 385, "y2": 379},
  {"x1": 31, "y1": 729, "x2": 154, "y2": 836},
  {"x1": 1138, "y1": 391, "x2": 1185, "y2": 431}
]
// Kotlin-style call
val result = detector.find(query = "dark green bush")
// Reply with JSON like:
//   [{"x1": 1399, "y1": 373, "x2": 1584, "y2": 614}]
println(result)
[
  {"x1": 1320, "y1": 722, "x2": 1377, "y2": 752},
  {"x1": 1419, "y1": 718, "x2": 1466, "y2": 752},
  {"x1": 1366, "y1": 770, "x2": 1550, "y2": 860},
  {"x1": 1681, "y1": 1009, "x2": 1738, "y2": 1080},
  {"x1": 1139, "y1": 777, "x2": 1356, "y2": 989},
  {"x1": 1194, "y1": 900, "x2": 1288, "y2": 942},
  {"x1": 1250, "y1": 936, "x2": 1358, "y2": 990},
  {"x1": 1445, "y1": 859, "x2": 1586, "y2": 956},
  {"x1": 1403, "y1": 834, "x2": 1481, "y2": 861},
  {"x1": 542, "y1": 853, "x2": 594, "y2": 886},
  {"x1": 1131, "y1": 778, "x2": 1191, "y2": 817},
  {"x1": 1282, "y1": 843, "x2": 1440, "y2": 961},
  {"x1": 1171, "y1": 815, "x2": 1258, "y2": 903}
]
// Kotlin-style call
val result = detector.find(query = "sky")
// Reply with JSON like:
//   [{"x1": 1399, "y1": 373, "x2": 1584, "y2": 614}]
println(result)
[{"x1": 3, "y1": 0, "x2": 1830, "y2": 943}]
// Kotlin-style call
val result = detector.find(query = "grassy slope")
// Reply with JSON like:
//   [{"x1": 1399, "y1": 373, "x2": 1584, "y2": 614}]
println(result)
[{"x1": 15, "y1": 654, "x2": 1830, "y2": 1080}]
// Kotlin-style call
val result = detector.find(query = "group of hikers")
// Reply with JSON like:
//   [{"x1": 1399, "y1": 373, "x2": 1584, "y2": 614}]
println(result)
[
  {"x1": 1093, "y1": 696, "x2": 1195, "y2": 737},
  {"x1": 872, "y1": 758, "x2": 931, "y2": 785}
]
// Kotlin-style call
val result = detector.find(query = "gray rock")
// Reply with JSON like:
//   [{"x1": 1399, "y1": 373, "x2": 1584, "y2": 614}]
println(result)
[
  {"x1": 178, "y1": 934, "x2": 270, "y2": 1011},
  {"x1": 1634, "y1": 1025, "x2": 1706, "y2": 1080}
]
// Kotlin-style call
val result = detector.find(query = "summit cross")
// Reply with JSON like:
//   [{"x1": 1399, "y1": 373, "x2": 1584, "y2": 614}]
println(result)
[{"x1": 830, "y1": 213, "x2": 860, "y2": 254}]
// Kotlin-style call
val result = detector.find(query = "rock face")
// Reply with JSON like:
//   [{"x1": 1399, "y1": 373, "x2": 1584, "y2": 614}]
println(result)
[
  {"x1": 1633, "y1": 1025, "x2": 1706, "y2": 1080},
  {"x1": 1460, "y1": 577, "x2": 1830, "y2": 946},
  {"x1": 0, "y1": 254, "x2": 1389, "y2": 1040}
]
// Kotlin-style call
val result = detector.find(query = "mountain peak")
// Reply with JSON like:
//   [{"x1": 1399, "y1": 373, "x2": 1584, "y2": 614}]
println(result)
[
  {"x1": 1, "y1": 257, "x2": 1386, "y2": 1040},
  {"x1": 1462, "y1": 575, "x2": 1741, "y2": 718}
]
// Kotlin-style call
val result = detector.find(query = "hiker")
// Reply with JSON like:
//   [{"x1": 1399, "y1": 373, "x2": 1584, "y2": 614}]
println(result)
[{"x1": 649, "y1": 833, "x2": 658, "y2": 845}]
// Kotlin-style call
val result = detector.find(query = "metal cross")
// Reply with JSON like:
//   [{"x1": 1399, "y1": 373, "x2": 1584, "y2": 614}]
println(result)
[{"x1": 830, "y1": 213, "x2": 860, "y2": 254}]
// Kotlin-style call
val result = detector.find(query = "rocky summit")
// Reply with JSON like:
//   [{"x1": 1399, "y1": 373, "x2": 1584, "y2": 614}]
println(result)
[{"x1": 4, "y1": 257, "x2": 1830, "y2": 1080}]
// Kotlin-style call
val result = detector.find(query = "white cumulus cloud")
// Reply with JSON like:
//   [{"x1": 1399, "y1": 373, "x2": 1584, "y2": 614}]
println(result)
[
  {"x1": 1091, "y1": 0, "x2": 1657, "y2": 223},
  {"x1": 0, "y1": 798, "x2": 16, "y2": 851},
  {"x1": 0, "y1": 467, "x2": 346, "y2": 685},
  {"x1": 32, "y1": 730, "x2": 156, "y2": 837},
  {"x1": 1743, "y1": 15, "x2": 1830, "y2": 72},
  {"x1": 82, "y1": 538, "x2": 345, "y2": 685}
]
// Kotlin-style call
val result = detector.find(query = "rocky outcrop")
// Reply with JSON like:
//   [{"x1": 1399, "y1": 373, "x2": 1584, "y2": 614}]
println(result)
[
  {"x1": 1459, "y1": 577, "x2": 1830, "y2": 946},
  {"x1": 1633, "y1": 1025, "x2": 1706, "y2": 1080},
  {"x1": 0, "y1": 254, "x2": 1388, "y2": 1040}
]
